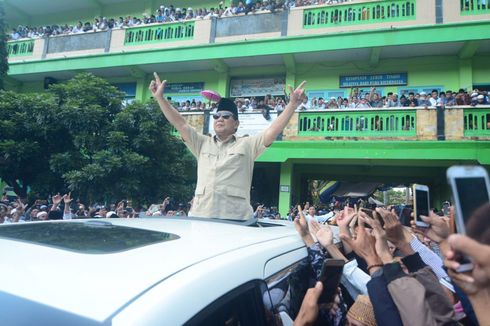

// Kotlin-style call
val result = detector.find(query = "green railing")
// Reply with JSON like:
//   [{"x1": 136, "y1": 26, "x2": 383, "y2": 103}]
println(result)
[
  {"x1": 124, "y1": 22, "x2": 195, "y2": 45},
  {"x1": 460, "y1": 0, "x2": 490, "y2": 15},
  {"x1": 298, "y1": 109, "x2": 416, "y2": 137},
  {"x1": 464, "y1": 108, "x2": 490, "y2": 137},
  {"x1": 7, "y1": 40, "x2": 34, "y2": 57},
  {"x1": 303, "y1": 0, "x2": 416, "y2": 29}
]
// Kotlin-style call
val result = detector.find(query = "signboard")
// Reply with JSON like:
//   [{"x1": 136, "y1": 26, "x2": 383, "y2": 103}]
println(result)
[
  {"x1": 230, "y1": 77, "x2": 286, "y2": 97},
  {"x1": 208, "y1": 112, "x2": 278, "y2": 137},
  {"x1": 339, "y1": 73, "x2": 407, "y2": 88},
  {"x1": 165, "y1": 82, "x2": 204, "y2": 94}
]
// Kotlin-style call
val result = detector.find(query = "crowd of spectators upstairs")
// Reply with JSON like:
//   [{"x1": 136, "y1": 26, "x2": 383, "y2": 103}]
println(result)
[
  {"x1": 173, "y1": 87, "x2": 489, "y2": 113},
  {"x1": 7, "y1": 0, "x2": 351, "y2": 41}
]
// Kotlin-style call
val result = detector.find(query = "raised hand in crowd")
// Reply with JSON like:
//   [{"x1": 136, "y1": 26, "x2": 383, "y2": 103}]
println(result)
[
  {"x1": 340, "y1": 216, "x2": 382, "y2": 275},
  {"x1": 294, "y1": 204, "x2": 315, "y2": 247},
  {"x1": 375, "y1": 207, "x2": 413, "y2": 255},
  {"x1": 360, "y1": 212, "x2": 393, "y2": 264},
  {"x1": 62, "y1": 192, "x2": 73, "y2": 215},
  {"x1": 293, "y1": 282, "x2": 323, "y2": 326},
  {"x1": 411, "y1": 210, "x2": 451, "y2": 244},
  {"x1": 443, "y1": 234, "x2": 490, "y2": 325},
  {"x1": 310, "y1": 219, "x2": 333, "y2": 248},
  {"x1": 335, "y1": 204, "x2": 357, "y2": 253},
  {"x1": 51, "y1": 193, "x2": 62, "y2": 211}
]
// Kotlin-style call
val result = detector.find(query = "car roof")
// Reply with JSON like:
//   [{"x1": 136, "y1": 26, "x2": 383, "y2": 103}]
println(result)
[{"x1": 0, "y1": 218, "x2": 301, "y2": 323}]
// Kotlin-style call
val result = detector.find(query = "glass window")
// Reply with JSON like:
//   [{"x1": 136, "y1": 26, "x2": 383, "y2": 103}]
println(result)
[
  {"x1": 265, "y1": 258, "x2": 310, "y2": 320},
  {"x1": 185, "y1": 281, "x2": 271, "y2": 326},
  {"x1": 0, "y1": 221, "x2": 179, "y2": 254}
]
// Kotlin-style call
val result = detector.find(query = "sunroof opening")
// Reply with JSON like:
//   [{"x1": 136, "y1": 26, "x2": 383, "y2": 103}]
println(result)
[{"x1": 0, "y1": 221, "x2": 180, "y2": 254}]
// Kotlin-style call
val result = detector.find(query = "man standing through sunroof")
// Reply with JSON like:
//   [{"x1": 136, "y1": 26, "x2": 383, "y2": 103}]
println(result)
[{"x1": 149, "y1": 73, "x2": 306, "y2": 220}]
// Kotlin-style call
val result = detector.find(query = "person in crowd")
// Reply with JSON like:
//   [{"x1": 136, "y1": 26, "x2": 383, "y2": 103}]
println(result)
[
  {"x1": 429, "y1": 89, "x2": 440, "y2": 106},
  {"x1": 417, "y1": 92, "x2": 432, "y2": 107},
  {"x1": 405, "y1": 92, "x2": 418, "y2": 107},
  {"x1": 149, "y1": 72, "x2": 306, "y2": 220}
]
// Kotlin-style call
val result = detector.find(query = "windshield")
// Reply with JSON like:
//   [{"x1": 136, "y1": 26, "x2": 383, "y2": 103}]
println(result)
[{"x1": 0, "y1": 221, "x2": 179, "y2": 254}]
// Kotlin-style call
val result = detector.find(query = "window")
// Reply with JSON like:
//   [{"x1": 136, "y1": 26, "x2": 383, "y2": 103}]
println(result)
[
  {"x1": 265, "y1": 258, "x2": 310, "y2": 320},
  {"x1": 185, "y1": 281, "x2": 272, "y2": 326},
  {"x1": 0, "y1": 221, "x2": 179, "y2": 254}
]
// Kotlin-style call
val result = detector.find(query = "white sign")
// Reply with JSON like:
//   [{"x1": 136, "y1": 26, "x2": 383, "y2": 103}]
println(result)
[
  {"x1": 208, "y1": 112, "x2": 278, "y2": 137},
  {"x1": 230, "y1": 77, "x2": 286, "y2": 97}
]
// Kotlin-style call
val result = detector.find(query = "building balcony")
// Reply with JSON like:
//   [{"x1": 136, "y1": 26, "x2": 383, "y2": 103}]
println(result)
[
  {"x1": 6, "y1": 0, "x2": 490, "y2": 64},
  {"x1": 178, "y1": 106, "x2": 490, "y2": 142}
]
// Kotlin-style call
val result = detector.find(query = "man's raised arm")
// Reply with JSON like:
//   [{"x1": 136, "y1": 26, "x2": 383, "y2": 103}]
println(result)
[
  {"x1": 149, "y1": 72, "x2": 191, "y2": 142},
  {"x1": 264, "y1": 81, "x2": 306, "y2": 147}
]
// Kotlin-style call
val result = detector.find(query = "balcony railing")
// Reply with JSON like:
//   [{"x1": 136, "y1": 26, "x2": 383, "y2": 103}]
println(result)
[
  {"x1": 7, "y1": 40, "x2": 34, "y2": 57},
  {"x1": 464, "y1": 108, "x2": 490, "y2": 136},
  {"x1": 460, "y1": 0, "x2": 490, "y2": 15},
  {"x1": 298, "y1": 108, "x2": 416, "y2": 137},
  {"x1": 124, "y1": 21, "x2": 195, "y2": 45},
  {"x1": 303, "y1": 0, "x2": 416, "y2": 29}
]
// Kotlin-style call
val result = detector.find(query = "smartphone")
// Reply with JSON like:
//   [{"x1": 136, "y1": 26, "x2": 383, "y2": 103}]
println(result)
[
  {"x1": 358, "y1": 208, "x2": 374, "y2": 228},
  {"x1": 447, "y1": 166, "x2": 490, "y2": 234},
  {"x1": 318, "y1": 259, "x2": 345, "y2": 304},
  {"x1": 413, "y1": 184, "x2": 430, "y2": 227},
  {"x1": 447, "y1": 165, "x2": 490, "y2": 272}
]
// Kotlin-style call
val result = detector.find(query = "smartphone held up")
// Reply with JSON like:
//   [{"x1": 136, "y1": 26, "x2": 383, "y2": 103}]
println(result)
[{"x1": 446, "y1": 165, "x2": 490, "y2": 272}]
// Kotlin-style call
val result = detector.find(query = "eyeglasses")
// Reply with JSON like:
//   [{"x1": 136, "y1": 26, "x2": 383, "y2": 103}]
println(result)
[{"x1": 212, "y1": 112, "x2": 234, "y2": 120}]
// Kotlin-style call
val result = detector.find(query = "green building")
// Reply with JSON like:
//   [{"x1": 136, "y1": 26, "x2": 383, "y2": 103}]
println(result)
[{"x1": 5, "y1": 0, "x2": 490, "y2": 215}]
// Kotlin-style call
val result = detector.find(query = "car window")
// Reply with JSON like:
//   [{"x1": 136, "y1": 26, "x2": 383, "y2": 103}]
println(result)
[
  {"x1": 0, "y1": 221, "x2": 179, "y2": 253},
  {"x1": 185, "y1": 280, "x2": 274, "y2": 326},
  {"x1": 265, "y1": 258, "x2": 310, "y2": 321}
]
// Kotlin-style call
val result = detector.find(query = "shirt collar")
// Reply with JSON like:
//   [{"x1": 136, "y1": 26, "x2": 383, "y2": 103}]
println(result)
[{"x1": 214, "y1": 134, "x2": 236, "y2": 144}]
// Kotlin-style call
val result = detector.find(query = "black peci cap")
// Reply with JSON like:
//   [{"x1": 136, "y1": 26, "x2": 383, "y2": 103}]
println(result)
[{"x1": 217, "y1": 98, "x2": 238, "y2": 120}]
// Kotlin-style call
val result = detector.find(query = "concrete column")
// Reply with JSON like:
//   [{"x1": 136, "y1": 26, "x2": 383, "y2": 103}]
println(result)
[
  {"x1": 217, "y1": 72, "x2": 229, "y2": 98},
  {"x1": 278, "y1": 161, "x2": 293, "y2": 218},
  {"x1": 135, "y1": 76, "x2": 148, "y2": 102},
  {"x1": 285, "y1": 71, "x2": 296, "y2": 91},
  {"x1": 459, "y1": 59, "x2": 473, "y2": 91}
]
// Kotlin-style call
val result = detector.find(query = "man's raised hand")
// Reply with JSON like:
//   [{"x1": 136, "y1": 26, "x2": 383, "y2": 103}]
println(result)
[
  {"x1": 288, "y1": 81, "x2": 307, "y2": 106},
  {"x1": 149, "y1": 72, "x2": 167, "y2": 99}
]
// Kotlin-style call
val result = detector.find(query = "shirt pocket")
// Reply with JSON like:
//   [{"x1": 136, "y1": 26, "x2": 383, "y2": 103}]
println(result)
[
  {"x1": 226, "y1": 185, "x2": 248, "y2": 199},
  {"x1": 224, "y1": 147, "x2": 246, "y2": 167}
]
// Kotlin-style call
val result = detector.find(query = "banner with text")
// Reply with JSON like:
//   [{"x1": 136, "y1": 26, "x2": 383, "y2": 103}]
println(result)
[
  {"x1": 208, "y1": 112, "x2": 278, "y2": 137},
  {"x1": 230, "y1": 77, "x2": 286, "y2": 97},
  {"x1": 339, "y1": 73, "x2": 407, "y2": 88},
  {"x1": 165, "y1": 82, "x2": 204, "y2": 94}
]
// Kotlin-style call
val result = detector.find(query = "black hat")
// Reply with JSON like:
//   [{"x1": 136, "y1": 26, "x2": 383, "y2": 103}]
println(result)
[{"x1": 217, "y1": 98, "x2": 238, "y2": 120}]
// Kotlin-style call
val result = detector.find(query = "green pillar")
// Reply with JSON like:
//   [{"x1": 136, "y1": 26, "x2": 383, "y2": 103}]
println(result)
[
  {"x1": 217, "y1": 72, "x2": 229, "y2": 97},
  {"x1": 285, "y1": 71, "x2": 296, "y2": 93},
  {"x1": 135, "y1": 76, "x2": 148, "y2": 102},
  {"x1": 278, "y1": 161, "x2": 293, "y2": 218},
  {"x1": 459, "y1": 59, "x2": 473, "y2": 91}
]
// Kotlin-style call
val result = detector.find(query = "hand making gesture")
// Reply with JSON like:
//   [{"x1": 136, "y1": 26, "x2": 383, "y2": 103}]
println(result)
[
  {"x1": 149, "y1": 72, "x2": 167, "y2": 99},
  {"x1": 288, "y1": 81, "x2": 307, "y2": 106}
]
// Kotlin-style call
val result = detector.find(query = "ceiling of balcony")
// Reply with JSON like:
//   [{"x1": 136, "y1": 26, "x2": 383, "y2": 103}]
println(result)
[{"x1": 9, "y1": 39, "x2": 490, "y2": 83}]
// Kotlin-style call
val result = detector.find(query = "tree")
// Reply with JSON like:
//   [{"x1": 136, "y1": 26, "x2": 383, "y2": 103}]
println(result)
[
  {"x1": 0, "y1": 1, "x2": 9, "y2": 89},
  {"x1": 0, "y1": 73, "x2": 196, "y2": 205},
  {"x1": 0, "y1": 91, "x2": 64, "y2": 198}
]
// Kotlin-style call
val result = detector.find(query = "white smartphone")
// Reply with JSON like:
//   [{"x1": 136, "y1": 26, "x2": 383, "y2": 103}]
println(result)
[
  {"x1": 413, "y1": 184, "x2": 430, "y2": 228},
  {"x1": 447, "y1": 165, "x2": 490, "y2": 272}
]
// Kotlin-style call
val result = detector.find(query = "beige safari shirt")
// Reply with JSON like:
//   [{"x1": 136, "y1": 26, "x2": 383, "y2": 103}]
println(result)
[{"x1": 184, "y1": 127, "x2": 267, "y2": 220}]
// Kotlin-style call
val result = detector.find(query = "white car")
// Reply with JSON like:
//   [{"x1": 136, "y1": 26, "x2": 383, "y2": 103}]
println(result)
[{"x1": 0, "y1": 217, "x2": 314, "y2": 325}]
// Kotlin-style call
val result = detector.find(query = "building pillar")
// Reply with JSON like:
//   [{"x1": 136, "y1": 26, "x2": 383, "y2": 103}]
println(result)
[
  {"x1": 135, "y1": 76, "x2": 148, "y2": 102},
  {"x1": 458, "y1": 59, "x2": 473, "y2": 91},
  {"x1": 217, "y1": 72, "x2": 229, "y2": 98},
  {"x1": 278, "y1": 161, "x2": 293, "y2": 218},
  {"x1": 285, "y1": 71, "x2": 296, "y2": 93}
]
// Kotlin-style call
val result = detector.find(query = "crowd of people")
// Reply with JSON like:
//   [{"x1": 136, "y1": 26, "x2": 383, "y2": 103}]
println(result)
[
  {"x1": 291, "y1": 201, "x2": 490, "y2": 326},
  {"x1": 2, "y1": 188, "x2": 490, "y2": 325},
  {"x1": 172, "y1": 87, "x2": 489, "y2": 113},
  {"x1": 7, "y1": 0, "x2": 351, "y2": 41}
]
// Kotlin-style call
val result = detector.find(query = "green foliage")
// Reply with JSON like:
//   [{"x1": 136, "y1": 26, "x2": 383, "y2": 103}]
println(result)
[
  {"x1": 0, "y1": 1, "x2": 8, "y2": 89},
  {"x1": 0, "y1": 73, "x2": 196, "y2": 205}
]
